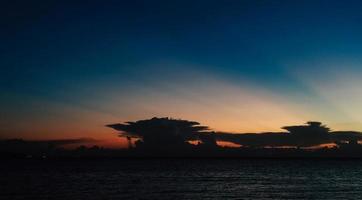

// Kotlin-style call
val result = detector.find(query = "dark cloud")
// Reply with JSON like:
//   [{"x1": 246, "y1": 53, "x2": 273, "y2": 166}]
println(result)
[
  {"x1": 108, "y1": 118, "x2": 362, "y2": 149},
  {"x1": 216, "y1": 121, "x2": 362, "y2": 147},
  {"x1": 107, "y1": 117, "x2": 211, "y2": 149}
]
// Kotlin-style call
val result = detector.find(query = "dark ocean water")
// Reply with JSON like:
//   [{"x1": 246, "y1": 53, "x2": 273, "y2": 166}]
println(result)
[{"x1": 1, "y1": 159, "x2": 362, "y2": 200}]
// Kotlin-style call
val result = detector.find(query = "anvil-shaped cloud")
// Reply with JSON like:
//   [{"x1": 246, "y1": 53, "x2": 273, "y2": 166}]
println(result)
[{"x1": 108, "y1": 118, "x2": 362, "y2": 148}]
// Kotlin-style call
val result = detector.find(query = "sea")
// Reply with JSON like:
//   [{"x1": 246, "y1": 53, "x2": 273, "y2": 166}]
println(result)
[{"x1": 1, "y1": 159, "x2": 362, "y2": 199}]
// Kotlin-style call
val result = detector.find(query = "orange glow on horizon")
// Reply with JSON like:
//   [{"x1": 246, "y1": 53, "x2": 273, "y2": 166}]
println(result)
[
  {"x1": 216, "y1": 141, "x2": 242, "y2": 148},
  {"x1": 302, "y1": 143, "x2": 337, "y2": 149},
  {"x1": 60, "y1": 137, "x2": 129, "y2": 149},
  {"x1": 188, "y1": 140, "x2": 242, "y2": 148}
]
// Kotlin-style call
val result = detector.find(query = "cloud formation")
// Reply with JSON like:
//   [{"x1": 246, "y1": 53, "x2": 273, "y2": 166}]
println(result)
[
  {"x1": 107, "y1": 117, "x2": 211, "y2": 149},
  {"x1": 108, "y1": 118, "x2": 362, "y2": 149}
]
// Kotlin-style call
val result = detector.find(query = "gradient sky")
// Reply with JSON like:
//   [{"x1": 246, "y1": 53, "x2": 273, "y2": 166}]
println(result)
[{"x1": 2, "y1": 0, "x2": 362, "y2": 147}]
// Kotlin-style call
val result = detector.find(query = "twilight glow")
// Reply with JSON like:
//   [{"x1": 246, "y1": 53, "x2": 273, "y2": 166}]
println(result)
[{"x1": 2, "y1": 1, "x2": 362, "y2": 148}]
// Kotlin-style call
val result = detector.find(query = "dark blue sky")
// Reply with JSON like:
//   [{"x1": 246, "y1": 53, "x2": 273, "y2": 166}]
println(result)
[{"x1": 2, "y1": 0, "x2": 362, "y2": 141}]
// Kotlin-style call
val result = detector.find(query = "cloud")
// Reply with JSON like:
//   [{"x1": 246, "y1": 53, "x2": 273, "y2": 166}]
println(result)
[
  {"x1": 216, "y1": 122, "x2": 362, "y2": 147},
  {"x1": 107, "y1": 117, "x2": 210, "y2": 149},
  {"x1": 108, "y1": 118, "x2": 362, "y2": 149}
]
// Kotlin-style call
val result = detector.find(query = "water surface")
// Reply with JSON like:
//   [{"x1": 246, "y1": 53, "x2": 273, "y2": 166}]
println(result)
[{"x1": 1, "y1": 159, "x2": 362, "y2": 199}]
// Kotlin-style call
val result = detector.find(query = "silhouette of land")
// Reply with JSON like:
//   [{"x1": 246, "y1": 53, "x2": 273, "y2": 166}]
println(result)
[{"x1": 3, "y1": 117, "x2": 362, "y2": 158}]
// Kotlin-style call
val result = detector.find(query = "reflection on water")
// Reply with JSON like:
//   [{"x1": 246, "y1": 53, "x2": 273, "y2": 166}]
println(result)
[{"x1": 1, "y1": 159, "x2": 362, "y2": 199}]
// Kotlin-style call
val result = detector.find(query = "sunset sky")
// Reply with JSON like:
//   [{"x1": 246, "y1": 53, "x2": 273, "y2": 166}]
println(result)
[{"x1": 2, "y1": 0, "x2": 362, "y2": 148}]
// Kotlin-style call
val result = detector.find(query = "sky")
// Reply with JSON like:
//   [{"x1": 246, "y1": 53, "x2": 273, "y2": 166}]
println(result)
[{"x1": 2, "y1": 0, "x2": 362, "y2": 147}]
